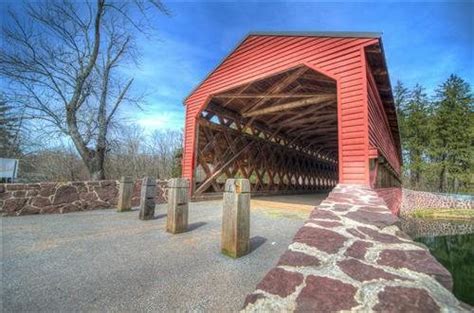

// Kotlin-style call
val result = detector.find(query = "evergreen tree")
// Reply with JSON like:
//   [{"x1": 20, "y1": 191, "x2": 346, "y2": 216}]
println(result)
[
  {"x1": 403, "y1": 84, "x2": 430, "y2": 189},
  {"x1": 431, "y1": 75, "x2": 473, "y2": 193},
  {"x1": 393, "y1": 81, "x2": 410, "y2": 185},
  {"x1": 393, "y1": 80, "x2": 410, "y2": 118}
]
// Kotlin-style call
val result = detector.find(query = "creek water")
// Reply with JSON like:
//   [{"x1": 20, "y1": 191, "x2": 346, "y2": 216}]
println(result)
[
  {"x1": 400, "y1": 217, "x2": 474, "y2": 305},
  {"x1": 415, "y1": 232, "x2": 474, "y2": 305}
]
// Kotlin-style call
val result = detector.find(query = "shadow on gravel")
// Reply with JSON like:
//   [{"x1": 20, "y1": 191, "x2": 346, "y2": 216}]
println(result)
[
  {"x1": 153, "y1": 214, "x2": 167, "y2": 220},
  {"x1": 187, "y1": 222, "x2": 207, "y2": 232},
  {"x1": 250, "y1": 236, "x2": 267, "y2": 253}
]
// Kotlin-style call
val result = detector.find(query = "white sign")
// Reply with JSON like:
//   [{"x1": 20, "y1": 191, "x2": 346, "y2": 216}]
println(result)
[{"x1": 0, "y1": 158, "x2": 19, "y2": 181}]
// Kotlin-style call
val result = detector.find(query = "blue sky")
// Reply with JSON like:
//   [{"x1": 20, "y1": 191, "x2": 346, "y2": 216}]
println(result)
[
  {"x1": 132, "y1": 0, "x2": 473, "y2": 131},
  {"x1": 2, "y1": 1, "x2": 473, "y2": 133}
]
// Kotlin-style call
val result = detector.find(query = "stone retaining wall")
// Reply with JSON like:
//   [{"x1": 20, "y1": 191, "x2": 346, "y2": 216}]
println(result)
[
  {"x1": 401, "y1": 217, "x2": 474, "y2": 238},
  {"x1": 400, "y1": 189, "x2": 473, "y2": 216},
  {"x1": 1, "y1": 179, "x2": 167, "y2": 216},
  {"x1": 242, "y1": 184, "x2": 471, "y2": 312}
]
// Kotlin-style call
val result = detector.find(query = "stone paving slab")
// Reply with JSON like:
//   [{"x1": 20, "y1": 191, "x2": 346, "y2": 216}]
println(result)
[{"x1": 243, "y1": 184, "x2": 472, "y2": 312}]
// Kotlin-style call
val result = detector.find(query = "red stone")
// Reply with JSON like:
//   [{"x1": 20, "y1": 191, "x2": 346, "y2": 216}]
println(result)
[
  {"x1": 60, "y1": 203, "x2": 80, "y2": 213},
  {"x1": 5, "y1": 184, "x2": 25, "y2": 191},
  {"x1": 344, "y1": 240, "x2": 373, "y2": 259},
  {"x1": 359, "y1": 205, "x2": 387, "y2": 212},
  {"x1": 334, "y1": 204, "x2": 352, "y2": 210},
  {"x1": 295, "y1": 275, "x2": 358, "y2": 312},
  {"x1": 357, "y1": 226, "x2": 403, "y2": 244},
  {"x1": 0, "y1": 191, "x2": 10, "y2": 200},
  {"x1": 277, "y1": 250, "x2": 321, "y2": 267},
  {"x1": 39, "y1": 184, "x2": 57, "y2": 197},
  {"x1": 94, "y1": 184, "x2": 118, "y2": 203},
  {"x1": 338, "y1": 259, "x2": 404, "y2": 282},
  {"x1": 347, "y1": 228, "x2": 367, "y2": 239},
  {"x1": 12, "y1": 190, "x2": 26, "y2": 197},
  {"x1": 31, "y1": 197, "x2": 51, "y2": 207},
  {"x1": 256, "y1": 268, "x2": 304, "y2": 297},
  {"x1": 70, "y1": 182, "x2": 87, "y2": 193},
  {"x1": 53, "y1": 185, "x2": 79, "y2": 204},
  {"x1": 79, "y1": 192, "x2": 98, "y2": 202},
  {"x1": 309, "y1": 209, "x2": 340, "y2": 220},
  {"x1": 3, "y1": 198, "x2": 28, "y2": 213},
  {"x1": 344, "y1": 209, "x2": 398, "y2": 228},
  {"x1": 26, "y1": 189, "x2": 39, "y2": 197},
  {"x1": 21, "y1": 205, "x2": 41, "y2": 215},
  {"x1": 395, "y1": 230, "x2": 412, "y2": 240},
  {"x1": 373, "y1": 286, "x2": 440, "y2": 312},
  {"x1": 294, "y1": 227, "x2": 347, "y2": 254},
  {"x1": 40, "y1": 204, "x2": 62, "y2": 214},
  {"x1": 377, "y1": 249, "x2": 453, "y2": 290},
  {"x1": 242, "y1": 293, "x2": 266, "y2": 308},
  {"x1": 313, "y1": 220, "x2": 343, "y2": 228}
]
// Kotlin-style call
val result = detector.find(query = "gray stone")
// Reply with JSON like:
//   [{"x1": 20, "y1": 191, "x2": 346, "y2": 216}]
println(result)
[
  {"x1": 117, "y1": 176, "x2": 133, "y2": 212},
  {"x1": 166, "y1": 178, "x2": 189, "y2": 234},
  {"x1": 221, "y1": 179, "x2": 250, "y2": 258},
  {"x1": 139, "y1": 177, "x2": 156, "y2": 220}
]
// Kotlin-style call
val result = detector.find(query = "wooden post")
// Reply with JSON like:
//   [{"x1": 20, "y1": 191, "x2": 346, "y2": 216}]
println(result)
[
  {"x1": 117, "y1": 176, "x2": 133, "y2": 212},
  {"x1": 139, "y1": 177, "x2": 156, "y2": 220},
  {"x1": 167, "y1": 178, "x2": 189, "y2": 234},
  {"x1": 221, "y1": 179, "x2": 250, "y2": 258}
]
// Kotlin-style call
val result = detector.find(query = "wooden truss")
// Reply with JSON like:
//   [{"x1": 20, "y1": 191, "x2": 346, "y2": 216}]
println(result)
[{"x1": 192, "y1": 66, "x2": 339, "y2": 199}]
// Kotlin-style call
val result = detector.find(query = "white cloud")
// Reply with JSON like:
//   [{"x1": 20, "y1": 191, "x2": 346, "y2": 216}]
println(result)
[{"x1": 136, "y1": 110, "x2": 184, "y2": 132}]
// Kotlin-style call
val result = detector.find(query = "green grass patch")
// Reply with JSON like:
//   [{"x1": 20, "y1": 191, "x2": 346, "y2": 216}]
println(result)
[{"x1": 411, "y1": 208, "x2": 474, "y2": 221}]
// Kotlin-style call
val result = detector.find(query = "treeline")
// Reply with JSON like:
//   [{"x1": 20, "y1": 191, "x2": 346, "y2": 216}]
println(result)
[
  {"x1": 395, "y1": 74, "x2": 473, "y2": 194},
  {"x1": 0, "y1": 103, "x2": 183, "y2": 182}
]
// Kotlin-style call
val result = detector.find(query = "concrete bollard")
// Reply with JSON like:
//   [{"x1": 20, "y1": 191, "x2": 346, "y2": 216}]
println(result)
[
  {"x1": 166, "y1": 178, "x2": 189, "y2": 234},
  {"x1": 117, "y1": 176, "x2": 133, "y2": 212},
  {"x1": 221, "y1": 179, "x2": 250, "y2": 258},
  {"x1": 139, "y1": 177, "x2": 156, "y2": 220}
]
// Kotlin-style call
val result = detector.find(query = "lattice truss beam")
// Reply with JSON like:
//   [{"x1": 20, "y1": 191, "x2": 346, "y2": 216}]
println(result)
[{"x1": 193, "y1": 66, "x2": 339, "y2": 197}]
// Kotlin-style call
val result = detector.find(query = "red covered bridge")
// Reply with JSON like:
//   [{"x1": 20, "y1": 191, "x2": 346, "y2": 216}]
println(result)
[{"x1": 183, "y1": 32, "x2": 402, "y2": 200}]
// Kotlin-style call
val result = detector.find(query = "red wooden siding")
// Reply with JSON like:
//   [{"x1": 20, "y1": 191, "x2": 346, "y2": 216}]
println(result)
[
  {"x1": 367, "y1": 65, "x2": 401, "y2": 174},
  {"x1": 183, "y1": 34, "x2": 398, "y2": 188}
]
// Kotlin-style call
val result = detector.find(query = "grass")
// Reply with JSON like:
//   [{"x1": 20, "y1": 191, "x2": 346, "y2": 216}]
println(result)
[{"x1": 411, "y1": 208, "x2": 474, "y2": 221}]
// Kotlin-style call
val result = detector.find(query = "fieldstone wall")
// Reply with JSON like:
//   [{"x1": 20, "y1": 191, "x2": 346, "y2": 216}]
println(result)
[
  {"x1": 243, "y1": 184, "x2": 471, "y2": 312},
  {"x1": 1, "y1": 179, "x2": 167, "y2": 216},
  {"x1": 401, "y1": 217, "x2": 474, "y2": 238},
  {"x1": 400, "y1": 189, "x2": 473, "y2": 216}
]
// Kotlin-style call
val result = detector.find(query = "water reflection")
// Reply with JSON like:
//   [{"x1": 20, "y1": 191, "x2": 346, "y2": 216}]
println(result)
[{"x1": 415, "y1": 233, "x2": 474, "y2": 305}]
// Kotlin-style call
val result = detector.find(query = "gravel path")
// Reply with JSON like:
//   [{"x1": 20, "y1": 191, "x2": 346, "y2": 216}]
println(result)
[{"x1": 2, "y1": 195, "x2": 326, "y2": 312}]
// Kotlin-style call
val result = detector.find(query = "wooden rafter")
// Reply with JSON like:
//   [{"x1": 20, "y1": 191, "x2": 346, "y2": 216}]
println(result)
[
  {"x1": 241, "y1": 67, "x2": 308, "y2": 114},
  {"x1": 242, "y1": 95, "x2": 336, "y2": 118}
]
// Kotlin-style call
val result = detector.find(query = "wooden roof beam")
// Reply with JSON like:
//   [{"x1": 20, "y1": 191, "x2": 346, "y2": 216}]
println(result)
[
  {"x1": 279, "y1": 113, "x2": 337, "y2": 128},
  {"x1": 241, "y1": 67, "x2": 308, "y2": 114},
  {"x1": 242, "y1": 95, "x2": 336, "y2": 118}
]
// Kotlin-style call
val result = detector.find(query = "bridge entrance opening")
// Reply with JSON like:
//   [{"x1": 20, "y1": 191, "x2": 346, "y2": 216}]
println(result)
[{"x1": 192, "y1": 65, "x2": 339, "y2": 200}]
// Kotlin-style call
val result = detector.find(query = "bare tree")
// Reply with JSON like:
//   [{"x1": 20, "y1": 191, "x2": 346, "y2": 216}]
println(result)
[
  {"x1": 105, "y1": 125, "x2": 182, "y2": 179},
  {"x1": 0, "y1": 0, "x2": 167, "y2": 180},
  {"x1": 148, "y1": 129, "x2": 182, "y2": 178}
]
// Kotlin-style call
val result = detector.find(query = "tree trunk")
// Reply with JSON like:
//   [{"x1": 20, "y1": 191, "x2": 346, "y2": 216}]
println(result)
[
  {"x1": 453, "y1": 177, "x2": 459, "y2": 194},
  {"x1": 83, "y1": 148, "x2": 106, "y2": 181},
  {"x1": 438, "y1": 166, "x2": 446, "y2": 192}
]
